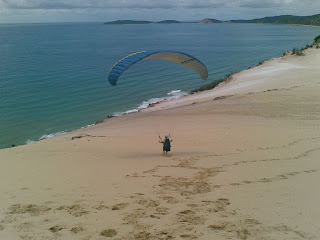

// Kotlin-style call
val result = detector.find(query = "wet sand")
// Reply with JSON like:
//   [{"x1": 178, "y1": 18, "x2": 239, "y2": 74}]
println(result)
[{"x1": 0, "y1": 48, "x2": 319, "y2": 239}]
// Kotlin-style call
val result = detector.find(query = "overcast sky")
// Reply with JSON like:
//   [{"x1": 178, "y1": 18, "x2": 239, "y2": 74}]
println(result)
[{"x1": 1, "y1": 0, "x2": 320, "y2": 23}]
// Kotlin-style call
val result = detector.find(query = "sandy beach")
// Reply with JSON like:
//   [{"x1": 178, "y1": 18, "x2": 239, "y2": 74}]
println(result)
[{"x1": 0, "y1": 48, "x2": 319, "y2": 240}]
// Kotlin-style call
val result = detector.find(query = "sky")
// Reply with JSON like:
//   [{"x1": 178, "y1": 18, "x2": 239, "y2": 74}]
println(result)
[{"x1": 1, "y1": 0, "x2": 320, "y2": 24}]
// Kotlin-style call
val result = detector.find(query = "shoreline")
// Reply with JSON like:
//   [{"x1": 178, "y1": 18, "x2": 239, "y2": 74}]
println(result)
[
  {"x1": 0, "y1": 47, "x2": 319, "y2": 239},
  {"x1": 21, "y1": 47, "x2": 306, "y2": 146},
  {"x1": 9, "y1": 48, "x2": 301, "y2": 149}
]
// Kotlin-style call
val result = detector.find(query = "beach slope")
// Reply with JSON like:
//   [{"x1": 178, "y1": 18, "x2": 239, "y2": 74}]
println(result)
[{"x1": 0, "y1": 49, "x2": 319, "y2": 240}]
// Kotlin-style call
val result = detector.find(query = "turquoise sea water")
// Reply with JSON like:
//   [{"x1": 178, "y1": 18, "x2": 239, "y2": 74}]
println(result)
[{"x1": 0, "y1": 23, "x2": 319, "y2": 149}]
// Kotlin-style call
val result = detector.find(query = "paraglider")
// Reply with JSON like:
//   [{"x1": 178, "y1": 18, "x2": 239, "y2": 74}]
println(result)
[
  {"x1": 107, "y1": 51, "x2": 208, "y2": 86},
  {"x1": 159, "y1": 134, "x2": 173, "y2": 154}
]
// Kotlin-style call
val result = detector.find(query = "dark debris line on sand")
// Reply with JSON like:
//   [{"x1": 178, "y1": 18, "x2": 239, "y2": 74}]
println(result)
[{"x1": 71, "y1": 134, "x2": 106, "y2": 140}]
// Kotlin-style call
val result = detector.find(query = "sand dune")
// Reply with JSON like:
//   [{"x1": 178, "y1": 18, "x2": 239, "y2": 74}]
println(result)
[{"x1": 0, "y1": 48, "x2": 319, "y2": 239}]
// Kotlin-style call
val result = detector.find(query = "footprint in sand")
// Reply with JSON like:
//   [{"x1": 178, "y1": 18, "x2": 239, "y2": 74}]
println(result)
[
  {"x1": 49, "y1": 225, "x2": 65, "y2": 233},
  {"x1": 208, "y1": 219, "x2": 252, "y2": 239},
  {"x1": 159, "y1": 176, "x2": 211, "y2": 196},
  {"x1": 236, "y1": 228, "x2": 251, "y2": 240},
  {"x1": 132, "y1": 231, "x2": 152, "y2": 239},
  {"x1": 208, "y1": 222, "x2": 230, "y2": 230},
  {"x1": 207, "y1": 198, "x2": 230, "y2": 213},
  {"x1": 155, "y1": 206, "x2": 169, "y2": 216},
  {"x1": 177, "y1": 210, "x2": 205, "y2": 225},
  {"x1": 70, "y1": 226, "x2": 84, "y2": 233},
  {"x1": 111, "y1": 203, "x2": 128, "y2": 211},
  {"x1": 125, "y1": 173, "x2": 145, "y2": 178},
  {"x1": 100, "y1": 229, "x2": 117, "y2": 237},
  {"x1": 208, "y1": 217, "x2": 315, "y2": 240},
  {"x1": 162, "y1": 195, "x2": 180, "y2": 204},
  {"x1": 56, "y1": 204, "x2": 89, "y2": 217},
  {"x1": 7, "y1": 204, "x2": 51, "y2": 216},
  {"x1": 136, "y1": 198, "x2": 159, "y2": 208},
  {"x1": 154, "y1": 230, "x2": 174, "y2": 239},
  {"x1": 1, "y1": 215, "x2": 18, "y2": 225},
  {"x1": 123, "y1": 208, "x2": 147, "y2": 225},
  {"x1": 149, "y1": 214, "x2": 160, "y2": 219},
  {"x1": 93, "y1": 204, "x2": 109, "y2": 210},
  {"x1": 180, "y1": 233, "x2": 198, "y2": 239},
  {"x1": 270, "y1": 225, "x2": 312, "y2": 239}
]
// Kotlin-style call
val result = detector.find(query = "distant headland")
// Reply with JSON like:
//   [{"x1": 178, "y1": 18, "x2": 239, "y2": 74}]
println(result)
[
  {"x1": 104, "y1": 20, "x2": 186, "y2": 25},
  {"x1": 104, "y1": 14, "x2": 320, "y2": 26},
  {"x1": 104, "y1": 20, "x2": 154, "y2": 25}
]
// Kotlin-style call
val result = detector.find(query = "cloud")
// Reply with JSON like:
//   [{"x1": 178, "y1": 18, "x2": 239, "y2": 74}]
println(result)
[
  {"x1": 1, "y1": 0, "x2": 317, "y2": 12},
  {"x1": 180, "y1": 0, "x2": 227, "y2": 9},
  {"x1": 1, "y1": 0, "x2": 229, "y2": 10},
  {"x1": 240, "y1": 0, "x2": 284, "y2": 8},
  {"x1": 239, "y1": 0, "x2": 317, "y2": 9},
  {"x1": 2, "y1": 0, "x2": 106, "y2": 9}
]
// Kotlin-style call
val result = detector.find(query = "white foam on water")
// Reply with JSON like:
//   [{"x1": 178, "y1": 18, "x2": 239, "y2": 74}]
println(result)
[
  {"x1": 113, "y1": 90, "x2": 187, "y2": 116},
  {"x1": 26, "y1": 140, "x2": 36, "y2": 145},
  {"x1": 167, "y1": 89, "x2": 182, "y2": 95},
  {"x1": 82, "y1": 123, "x2": 95, "y2": 129},
  {"x1": 39, "y1": 131, "x2": 67, "y2": 140},
  {"x1": 26, "y1": 130, "x2": 67, "y2": 145}
]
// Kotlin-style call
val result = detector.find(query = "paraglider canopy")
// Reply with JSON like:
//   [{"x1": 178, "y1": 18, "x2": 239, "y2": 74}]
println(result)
[{"x1": 107, "y1": 51, "x2": 208, "y2": 86}]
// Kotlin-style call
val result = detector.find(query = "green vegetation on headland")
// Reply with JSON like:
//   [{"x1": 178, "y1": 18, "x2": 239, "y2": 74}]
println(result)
[
  {"x1": 229, "y1": 14, "x2": 320, "y2": 26},
  {"x1": 105, "y1": 14, "x2": 320, "y2": 26},
  {"x1": 289, "y1": 34, "x2": 320, "y2": 56},
  {"x1": 314, "y1": 35, "x2": 320, "y2": 45},
  {"x1": 190, "y1": 73, "x2": 233, "y2": 94}
]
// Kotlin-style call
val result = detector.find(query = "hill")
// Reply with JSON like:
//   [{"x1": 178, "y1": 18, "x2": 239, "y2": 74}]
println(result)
[
  {"x1": 157, "y1": 20, "x2": 181, "y2": 24},
  {"x1": 198, "y1": 18, "x2": 222, "y2": 24},
  {"x1": 230, "y1": 14, "x2": 320, "y2": 26}
]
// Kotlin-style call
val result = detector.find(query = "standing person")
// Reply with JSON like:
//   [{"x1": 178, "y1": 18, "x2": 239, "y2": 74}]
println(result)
[{"x1": 159, "y1": 135, "x2": 172, "y2": 154}]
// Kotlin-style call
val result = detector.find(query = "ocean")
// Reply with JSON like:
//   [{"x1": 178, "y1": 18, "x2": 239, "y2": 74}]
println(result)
[{"x1": 0, "y1": 22, "x2": 319, "y2": 149}]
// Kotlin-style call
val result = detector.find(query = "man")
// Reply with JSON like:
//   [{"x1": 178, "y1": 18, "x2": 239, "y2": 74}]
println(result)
[{"x1": 159, "y1": 135, "x2": 172, "y2": 154}]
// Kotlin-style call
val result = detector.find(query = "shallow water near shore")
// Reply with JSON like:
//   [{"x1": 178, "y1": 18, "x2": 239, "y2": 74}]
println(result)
[{"x1": 0, "y1": 22, "x2": 319, "y2": 148}]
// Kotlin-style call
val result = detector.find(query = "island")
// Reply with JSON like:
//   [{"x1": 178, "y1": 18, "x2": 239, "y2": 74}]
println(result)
[
  {"x1": 198, "y1": 18, "x2": 222, "y2": 24},
  {"x1": 104, "y1": 20, "x2": 153, "y2": 25},
  {"x1": 157, "y1": 20, "x2": 181, "y2": 24}
]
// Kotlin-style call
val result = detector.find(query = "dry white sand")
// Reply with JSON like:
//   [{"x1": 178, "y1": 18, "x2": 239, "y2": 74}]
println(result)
[{"x1": 0, "y1": 48, "x2": 319, "y2": 240}]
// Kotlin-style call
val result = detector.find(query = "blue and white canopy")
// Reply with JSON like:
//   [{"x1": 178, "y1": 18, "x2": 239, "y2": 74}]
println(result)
[{"x1": 108, "y1": 51, "x2": 208, "y2": 86}]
